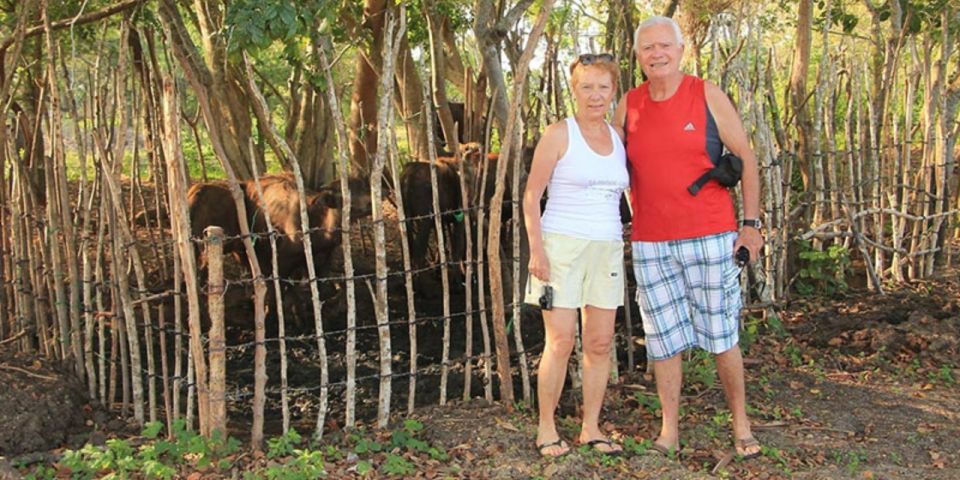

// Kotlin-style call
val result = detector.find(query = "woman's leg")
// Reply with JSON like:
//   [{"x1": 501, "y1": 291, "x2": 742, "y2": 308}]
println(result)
[
  {"x1": 578, "y1": 305, "x2": 621, "y2": 452},
  {"x1": 536, "y1": 307, "x2": 578, "y2": 456}
]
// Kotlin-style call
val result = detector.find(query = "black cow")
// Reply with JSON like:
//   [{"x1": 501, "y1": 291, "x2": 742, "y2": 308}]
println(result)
[{"x1": 399, "y1": 156, "x2": 468, "y2": 293}]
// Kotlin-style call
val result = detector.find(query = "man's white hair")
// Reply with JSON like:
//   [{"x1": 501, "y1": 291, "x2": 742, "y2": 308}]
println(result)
[{"x1": 634, "y1": 16, "x2": 685, "y2": 54}]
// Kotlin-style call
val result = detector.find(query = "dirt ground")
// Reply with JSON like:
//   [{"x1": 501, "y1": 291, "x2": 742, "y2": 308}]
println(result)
[
  {"x1": 3, "y1": 271, "x2": 959, "y2": 478},
  {"x1": 405, "y1": 272, "x2": 960, "y2": 479},
  {"x1": 0, "y1": 345, "x2": 126, "y2": 458}
]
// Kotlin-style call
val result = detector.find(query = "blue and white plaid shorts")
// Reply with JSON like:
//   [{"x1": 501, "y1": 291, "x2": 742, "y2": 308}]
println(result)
[{"x1": 631, "y1": 232, "x2": 742, "y2": 360}]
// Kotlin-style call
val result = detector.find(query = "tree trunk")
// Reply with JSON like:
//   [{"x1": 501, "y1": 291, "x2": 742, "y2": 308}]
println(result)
[
  {"x1": 475, "y1": 0, "x2": 552, "y2": 407},
  {"x1": 157, "y1": 0, "x2": 257, "y2": 179},
  {"x1": 395, "y1": 34, "x2": 429, "y2": 160},
  {"x1": 348, "y1": 0, "x2": 388, "y2": 172},
  {"x1": 425, "y1": 0, "x2": 458, "y2": 407},
  {"x1": 370, "y1": 8, "x2": 402, "y2": 426},
  {"x1": 789, "y1": 0, "x2": 813, "y2": 223}
]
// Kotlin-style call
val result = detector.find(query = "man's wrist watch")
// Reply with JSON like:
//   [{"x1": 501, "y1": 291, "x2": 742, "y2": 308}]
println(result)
[{"x1": 741, "y1": 218, "x2": 762, "y2": 229}]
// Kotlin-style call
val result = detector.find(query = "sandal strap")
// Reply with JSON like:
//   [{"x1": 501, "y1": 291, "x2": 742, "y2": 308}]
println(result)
[
  {"x1": 584, "y1": 439, "x2": 613, "y2": 447},
  {"x1": 735, "y1": 437, "x2": 760, "y2": 448},
  {"x1": 536, "y1": 439, "x2": 565, "y2": 451}
]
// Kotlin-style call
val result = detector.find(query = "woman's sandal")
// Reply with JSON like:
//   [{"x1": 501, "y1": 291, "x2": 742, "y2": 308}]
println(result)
[
  {"x1": 583, "y1": 438, "x2": 623, "y2": 456},
  {"x1": 734, "y1": 436, "x2": 762, "y2": 460},
  {"x1": 536, "y1": 439, "x2": 570, "y2": 458}
]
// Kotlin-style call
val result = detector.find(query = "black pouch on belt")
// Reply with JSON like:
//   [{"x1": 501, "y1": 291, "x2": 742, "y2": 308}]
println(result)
[{"x1": 687, "y1": 152, "x2": 743, "y2": 196}]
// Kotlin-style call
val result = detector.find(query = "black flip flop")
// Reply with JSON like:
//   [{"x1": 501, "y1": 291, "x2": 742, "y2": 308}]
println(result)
[
  {"x1": 583, "y1": 438, "x2": 623, "y2": 456},
  {"x1": 536, "y1": 439, "x2": 570, "y2": 458}
]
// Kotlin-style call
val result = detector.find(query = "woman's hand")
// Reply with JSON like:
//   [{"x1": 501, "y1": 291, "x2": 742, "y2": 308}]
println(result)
[{"x1": 528, "y1": 247, "x2": 551, "y2": 282}]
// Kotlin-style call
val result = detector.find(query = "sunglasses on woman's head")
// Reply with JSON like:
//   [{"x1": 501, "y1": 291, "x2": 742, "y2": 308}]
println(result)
[{"x1": 578, "y1": 53, "x2": 615, "y2": 65}]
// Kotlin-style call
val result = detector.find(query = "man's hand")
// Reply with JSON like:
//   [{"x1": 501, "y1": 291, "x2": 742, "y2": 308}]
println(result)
[{"x1": 734, "y1": 226, "x2": 763, "y2": 263}]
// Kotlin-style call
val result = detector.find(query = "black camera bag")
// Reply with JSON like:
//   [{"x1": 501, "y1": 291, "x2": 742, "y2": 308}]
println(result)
[{"x1": 687, "y1": 152, "x2": 743, "y2": 196}]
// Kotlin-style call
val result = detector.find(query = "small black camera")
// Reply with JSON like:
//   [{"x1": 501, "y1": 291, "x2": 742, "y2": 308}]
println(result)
[
  {"x1": 735, "y1": 246, "x2": 750, "y2": 267},
  {"x1": 538, "y1": 285, "x2": 554, "y2": 311}
]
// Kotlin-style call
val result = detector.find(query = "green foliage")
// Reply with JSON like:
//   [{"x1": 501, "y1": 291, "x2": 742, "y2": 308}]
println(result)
[
  {"x1": 794, "y1": 240, "x2": 850, "y2": 296},
  {"x1": 832, "y1": 448, "x2": 867, "y2": 475},
  {"x1": 382, "y1": 453, "x2": 415, "y2": 476},
  {"x1": 683, "y1": 349, "x2": 718, "y2": 390},
  {"x1": 785, "y1": 343, "x2": 804, "y2": 367},
  {"x1": 21, "y1": 465, "x2": 56, "y2": 480},
  {"x1": 759, "y1": 444, "x2": 791, "y2": 474},
  {"x1": 814, "y1": 0, "x2": 859, "y2": 33},
  {"x1": 226, "y1": 1, "x2": 335, "y2": 54},
  {"x1": 622, "y1": 436, "x2": 652, "y2": 455},
  {"x1": 406, "y1": 0, "x2": 473, "y2": 45},
  {"x1": 928, "y1": 364, "x2": 956, "y2": 385},
  {"x1": 51, "y1": 419, "x2": 240, "y2": 479},
  {"x1": 633, "y1": 392, "x2": 661, "y2": 416},
  {"x1": 267, "y1": 428, "x2": 303, "y2": 458},
  {"x1": 261, "y1": 449, "x2": 327, "y2": 480},
  {"x1": 356, "y1": 459, "x2": 373, "y2": 475}
]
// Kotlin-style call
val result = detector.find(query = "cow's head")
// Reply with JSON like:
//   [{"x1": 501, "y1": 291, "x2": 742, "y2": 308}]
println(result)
[
  {"x1": 305, "y1": 189, "x2": 342, "y2": 247},
  {"x1": 321, "y1": 176, "x2": 373, "y2": 220}
]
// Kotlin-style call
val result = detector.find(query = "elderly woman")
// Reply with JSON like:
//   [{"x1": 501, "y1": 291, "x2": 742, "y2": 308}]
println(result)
[
  {"x1": 613, "y1": 16, "x2": 763, "y2": 459},
  {"x1": 523, "y1": 53, "x2": 629, "y2": 457}
]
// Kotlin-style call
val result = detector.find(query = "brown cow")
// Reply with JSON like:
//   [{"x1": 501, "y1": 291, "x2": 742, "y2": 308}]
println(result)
[{"x1": 187, "y1": 174, "x2": 371, "y2": 312}]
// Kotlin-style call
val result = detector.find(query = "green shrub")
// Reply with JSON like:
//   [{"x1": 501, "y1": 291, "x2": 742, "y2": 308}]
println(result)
[{"x1": 795, "y1": 240, "x2": 850, "y2": 295}]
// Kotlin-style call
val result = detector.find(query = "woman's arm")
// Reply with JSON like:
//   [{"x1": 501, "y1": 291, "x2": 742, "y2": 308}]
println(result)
[{"x1": 524, "y1": 121, "x2": 567, "y2": 281}]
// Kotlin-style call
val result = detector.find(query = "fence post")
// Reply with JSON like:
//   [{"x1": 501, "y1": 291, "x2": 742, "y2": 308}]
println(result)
[{"x1": 205, "y1": 226, "x2": 227, "y2": 437}]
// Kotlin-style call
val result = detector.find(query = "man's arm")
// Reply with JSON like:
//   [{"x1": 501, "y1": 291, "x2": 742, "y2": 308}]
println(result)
[{"x1": 704, "y1": 81, "x2": 762, "y2": 261}]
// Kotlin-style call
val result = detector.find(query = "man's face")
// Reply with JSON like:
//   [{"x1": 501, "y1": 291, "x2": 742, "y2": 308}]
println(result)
[{"x1": 636, "y1": 23, "x2": 684, "y2": 80}]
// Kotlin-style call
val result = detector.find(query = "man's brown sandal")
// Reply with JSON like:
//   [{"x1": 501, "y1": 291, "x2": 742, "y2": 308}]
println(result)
[{"x1": 734, "y1": 436, "x2": 761, "y2": 460}]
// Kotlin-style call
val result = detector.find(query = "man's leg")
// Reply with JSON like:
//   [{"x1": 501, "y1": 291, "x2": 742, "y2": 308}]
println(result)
[
  {"x1": 715, "y1": 345, "x2": 759, "y2": 455},
  {"x1": 578, "y1": 306, "x2": 621, "y2": 453},
  {"x1": 653, "y1": 354, "x2": 682, "y2": 451},
  {"x1": 536, "y1": 308, "x2": 577, "y2": 456}
]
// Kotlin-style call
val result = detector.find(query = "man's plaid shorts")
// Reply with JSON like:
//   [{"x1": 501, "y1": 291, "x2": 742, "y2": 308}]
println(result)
[{"x1": 631, "y1": 232, "x2": 742, "y2": 360}]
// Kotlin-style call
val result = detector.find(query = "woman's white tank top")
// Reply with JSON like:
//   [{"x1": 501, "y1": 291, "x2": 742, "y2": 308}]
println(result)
[{"x1": 540, "y1": 117, "x2": 629, "y2": 241}]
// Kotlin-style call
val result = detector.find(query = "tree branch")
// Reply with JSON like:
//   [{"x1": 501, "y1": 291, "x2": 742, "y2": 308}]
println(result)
[
  {"x1": 0, "y1": 0, "x2": 145, "y2": 52},
  {"x1": 498, "y1": 0, "x2": 535, "y2": 34}
]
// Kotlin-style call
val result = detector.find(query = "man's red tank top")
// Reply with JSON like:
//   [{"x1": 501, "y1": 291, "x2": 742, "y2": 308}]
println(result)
[{"x1": 624, "y1": 75, "x2": 736, "y2": 242}]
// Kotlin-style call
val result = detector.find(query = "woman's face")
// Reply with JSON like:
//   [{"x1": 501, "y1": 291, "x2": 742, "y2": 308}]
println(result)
[
  {"x1": 571, "y1": 65, "x2": 616, "y2": 120},
  {"x1": 636, "y1": 23, "x2": 684, "y2": 80}
]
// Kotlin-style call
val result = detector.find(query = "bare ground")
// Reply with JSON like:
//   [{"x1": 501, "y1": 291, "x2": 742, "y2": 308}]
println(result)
[{"x1": 3, "y1": 272, "x2": 959, "y2": 478}]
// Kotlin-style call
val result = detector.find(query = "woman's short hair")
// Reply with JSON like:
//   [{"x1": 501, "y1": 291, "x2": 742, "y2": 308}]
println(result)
[
  {"x1": 569, "y1": 55, "x2": 620, "y2": 92},
  {"x1": 634, "y1": 16, "x2": 684, "y2": 53}
]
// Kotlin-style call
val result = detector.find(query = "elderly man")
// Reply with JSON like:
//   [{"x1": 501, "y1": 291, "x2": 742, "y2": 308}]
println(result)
[{"x1": 613, "y1": 16, "x2": 763, "y2": 459}]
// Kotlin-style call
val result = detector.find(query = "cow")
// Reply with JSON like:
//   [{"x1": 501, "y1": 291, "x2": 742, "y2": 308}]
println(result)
[
  {"x1": 396, "y1": 143, "x2": 533, "y2": 294},
  {"x1": 187, "y1": 173, "x2": 371, "y2": 326},
  {"x1": 399, "y1": 155, "x2": 468, "y2": 294}
]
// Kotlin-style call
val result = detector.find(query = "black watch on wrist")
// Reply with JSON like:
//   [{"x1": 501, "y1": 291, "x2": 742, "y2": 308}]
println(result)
[{"x1": 741, "y1": 218, "x2": 762, "y2": 229}]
